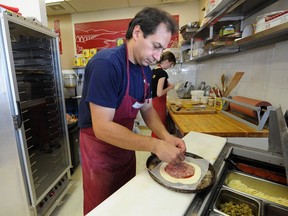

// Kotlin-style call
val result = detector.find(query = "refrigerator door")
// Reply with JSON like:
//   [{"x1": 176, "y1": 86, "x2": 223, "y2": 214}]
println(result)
[{"x1": 0, "y1": 9, "x2": 71, "y2": 215}]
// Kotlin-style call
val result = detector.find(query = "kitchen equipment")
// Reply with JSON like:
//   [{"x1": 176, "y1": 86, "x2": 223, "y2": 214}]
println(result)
[
  {"x1": 190, "y1": 90, "x2": 205, "y2": 102},
  {"x1": 175, "y1": 81, "x2": 194, "y2": 99},
  {"x1": 204, "y1": 85, "x2": 211, "y2": 96},
  {"x1": 221, "y1": 96, "x2": 272, "y2": 131},
  {"x1": 198, "y1": 81, "x2": 206, "y2": 90},
  {"x1": 224, "y1": 157, "x2": 287, "y2": 185},
  {"x1": 0, "y1": 8, "x2": 71, "y2": 215},
  {"x1": 180, "y1": 22, "x2": 199, "y2": 41},
  {"x1": 200, "y1": 96, "x2": 209, "y2": 104},
  {"x1": 63, "y1": 73, "x2": 78, "y2": 88},
  {"x1": 213, "y1": 188, "x2": 260, "y2": 216},
  {"x1": 146, "y1": 152, "x2": 216, "y2": 193},
  {"x1": 184, "y1": 106, "x2": 288, "y2": 215},
  {"x1": 223, "y1": 72, "x2": 244, "y2": 97},
  {"x1": 221, "y1": 74, "x2": 225, "y2": 93},
  {"x1": 229, "y1": 96, "x2": 272, "y2": 118},
  {"x1": 224, "y1": 171, "x2": 288, "y2": 206}
]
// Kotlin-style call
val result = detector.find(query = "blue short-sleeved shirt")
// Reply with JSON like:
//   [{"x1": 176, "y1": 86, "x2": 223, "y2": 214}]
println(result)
[{"x1": 78, "y1": 44, "x2": 152, "y2": 128}]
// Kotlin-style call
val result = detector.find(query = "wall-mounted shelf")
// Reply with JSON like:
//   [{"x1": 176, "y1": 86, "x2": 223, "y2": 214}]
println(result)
[
  {"x1": 187, "y1": 0, "x2": 280, "y2": 62},
  {"x1": 192, "y1": 21, "x2": 288, "y2": 62},
  {"x1": 236, "y1": 21, "x2": 288, "y2": 50}
]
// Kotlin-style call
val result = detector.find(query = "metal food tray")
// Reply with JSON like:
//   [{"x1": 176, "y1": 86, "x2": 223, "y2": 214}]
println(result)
[
  {"x1": 213, "y1": 187, "x2": 260, "y2": 216},
  {"x1": 224, "y1": 170, "x2": 288, "y2": 208},
  {"x1": 146, "y1": 152, "x2": 216, "y2": 193}
]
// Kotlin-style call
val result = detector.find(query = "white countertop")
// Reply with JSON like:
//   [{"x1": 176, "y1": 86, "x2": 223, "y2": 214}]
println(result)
[{"x1": 87, "y1": 131, "x2": 227, "y2": 216}]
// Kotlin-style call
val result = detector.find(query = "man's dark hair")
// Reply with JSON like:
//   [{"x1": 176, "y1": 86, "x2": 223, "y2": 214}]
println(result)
[{"x1": 126, "y1": 7, "x2": 178, "y2": 39}]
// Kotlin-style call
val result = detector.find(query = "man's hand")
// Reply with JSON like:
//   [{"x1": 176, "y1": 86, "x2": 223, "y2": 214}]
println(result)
[{"x1": 153, "y1": 135, "x2": 186, "y2": 163}]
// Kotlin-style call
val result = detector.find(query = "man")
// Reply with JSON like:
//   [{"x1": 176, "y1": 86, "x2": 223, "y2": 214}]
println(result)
[{"x1": 78, "y1": 7, "x2": 186, "y2": 214}]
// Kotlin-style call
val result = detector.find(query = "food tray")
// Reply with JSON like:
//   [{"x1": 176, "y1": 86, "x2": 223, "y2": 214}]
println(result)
[
  {"x1": 146, "y1": 152, "x2": 216, "y2": 193},
  {"x1": 224, "y1": 170, "x2": 288, "y2": 208},
  {"x1": 213, "y1": 188, "x2": 260, "y2": 216},
  {"x1": 263, "y1": 203, "x2": 288, "y2": 216}
]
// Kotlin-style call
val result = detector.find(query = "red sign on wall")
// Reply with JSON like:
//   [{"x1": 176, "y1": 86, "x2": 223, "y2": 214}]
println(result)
[{"x1": 74, "y1": 15, "x2": 179, "y2": 54}]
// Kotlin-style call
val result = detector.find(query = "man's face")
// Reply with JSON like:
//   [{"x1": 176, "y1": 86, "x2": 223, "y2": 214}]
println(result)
[{"x1": 133, "y1": 23, "x2": 172, "y2": 66}]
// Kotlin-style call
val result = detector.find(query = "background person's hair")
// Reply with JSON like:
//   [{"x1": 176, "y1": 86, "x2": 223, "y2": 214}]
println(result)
[
  {"x1": 126, "y1": 7, "x2": 178, "y2": 39},
  {"x1": 157, "y1": 51, "x2": 176, "y2": 66}
]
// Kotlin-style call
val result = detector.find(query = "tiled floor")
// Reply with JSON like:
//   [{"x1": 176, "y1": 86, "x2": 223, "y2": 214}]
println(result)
[{"x1": 50, "y1": 127, "x2": 151, "y2": 216}]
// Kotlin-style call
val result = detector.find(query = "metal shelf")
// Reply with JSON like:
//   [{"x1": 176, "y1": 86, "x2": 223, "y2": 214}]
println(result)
[
  {"x1": 236, "y1": 21, "x2": 288, "y2": 50},
  {"x1": 192, "y1": 21, "x2": 288, "y2": 62},
  {"x1": 188, "y1": 0, "x2": 282, "y2": 62}
]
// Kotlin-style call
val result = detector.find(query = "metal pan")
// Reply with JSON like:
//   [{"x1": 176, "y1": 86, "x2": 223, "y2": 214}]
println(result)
[{"x1": 146, "y1": 152, "x2": 216, "y2": 193}]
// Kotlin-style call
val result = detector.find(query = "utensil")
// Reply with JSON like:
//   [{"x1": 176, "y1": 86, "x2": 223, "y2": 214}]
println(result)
[
  {"x1": 224, "y1": 158, "x2": 241, "y2": 171},
  {"x1": 223, "y1": 72, "x2": 244, "y2": 96},
  {"x1": 221, "y1": 74, "x2": 225, "y2": 93}
]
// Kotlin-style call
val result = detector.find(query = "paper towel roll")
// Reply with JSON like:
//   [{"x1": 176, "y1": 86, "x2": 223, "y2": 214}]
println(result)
[{"x1": 230, "y1": 96, "x2": 272, "y2": 118}]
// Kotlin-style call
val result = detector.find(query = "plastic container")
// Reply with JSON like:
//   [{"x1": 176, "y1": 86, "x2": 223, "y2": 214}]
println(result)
[
  {"x1": 200, "y1": 96, "x2": 209, "y2": 104},
  {"x1": 208, "y1": 98, "x2": 215, "y2": 106},
  {"x1": 63, "y1": 73, "x2": 77, "y2": 88},
  {"x1": 191, "y1": 90, "x2": 204, "y2": 102}
]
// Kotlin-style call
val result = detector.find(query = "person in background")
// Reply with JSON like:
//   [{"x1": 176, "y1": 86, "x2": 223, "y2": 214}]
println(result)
[
  {"x1": 151, "y1": 51, "x2": 176, "y2": 138},
  {"x1": 78, "y1": 7, "x2": 186, "y2": 214}
]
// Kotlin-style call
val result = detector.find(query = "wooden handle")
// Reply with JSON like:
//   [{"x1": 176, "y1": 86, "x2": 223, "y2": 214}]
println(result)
[{"x1": 223, "y1": 72, "x2": 244, "y2": 96}]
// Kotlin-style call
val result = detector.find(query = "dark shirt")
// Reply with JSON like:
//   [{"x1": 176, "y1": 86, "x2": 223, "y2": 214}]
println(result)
[
  {"x1": 78, "y1": 44, "x2": 152, "y2": 128},
  {"x1": 151, "y1": 67, "x2": 168, "y2": 98}
]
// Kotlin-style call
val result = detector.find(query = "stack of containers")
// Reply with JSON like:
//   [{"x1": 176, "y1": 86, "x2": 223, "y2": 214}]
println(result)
[{"x1": 73, "y1": 48, "x2": 97, "y2": 67}]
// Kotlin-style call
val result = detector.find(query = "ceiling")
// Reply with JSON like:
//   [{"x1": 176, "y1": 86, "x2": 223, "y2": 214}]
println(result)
[{"x1": 46, "y1": 0, "x2": 194, "y2": 16}]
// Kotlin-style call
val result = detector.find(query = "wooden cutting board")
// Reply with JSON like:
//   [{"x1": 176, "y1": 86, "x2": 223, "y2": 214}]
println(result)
[{"x1": 170, "y1": 104, "x2": 217, "y2": 114}]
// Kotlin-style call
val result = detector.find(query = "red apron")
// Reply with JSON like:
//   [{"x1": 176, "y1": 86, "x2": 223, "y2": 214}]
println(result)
[
  {"x1": 80, "y1": 45, "x2": 149, "y2": 215},
  {"x1": 151, "y1": 94, "x2": 167, "y2": 138}
]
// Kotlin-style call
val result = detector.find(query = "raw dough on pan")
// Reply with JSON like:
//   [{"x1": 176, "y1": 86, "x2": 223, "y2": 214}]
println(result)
[{"x1": 159, "y1": 161, "x2": 201, "y2": 184}]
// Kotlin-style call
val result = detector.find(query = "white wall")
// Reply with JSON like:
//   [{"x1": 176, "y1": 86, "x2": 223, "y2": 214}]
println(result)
[{"x1": 196, "y1": 41, "x2": 288, "y2": 113}]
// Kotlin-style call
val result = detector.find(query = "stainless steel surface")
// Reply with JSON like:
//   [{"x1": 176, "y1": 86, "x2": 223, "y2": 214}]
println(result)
[
  {"x1": 0, "y1": 9, "x2": 71, "y2": 215},
  {"x1": 268, "y1": 107, "x2": 288, "y2": 183},
  {"x1": 263, "y1": 203, "x2": 288, "y2": 216},
  {"x1": 191, "y1": 0, "x2": 282, "y2": 62},
  {"x1": 175, "y1": 81, "x2": 194, "y2": 99},
  {"x1": 63, "y1": 73, "x2": 77, "y2": 88},
  {"x1": 224, "y1": 171, "x2": 288, "y2": 205},
  {"x1": 213, "y1": 188, "x2": 260, "y2": 216},
  {"x1": 184, "y1": 143, "x2": 287, "y2": 215},
  {"x1": 184, "y1": 107, "x2": 288, "y2": 215}
]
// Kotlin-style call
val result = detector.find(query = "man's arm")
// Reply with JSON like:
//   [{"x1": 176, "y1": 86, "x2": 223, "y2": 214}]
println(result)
[{"x1": 89, "y1": 102, "x2": 186, "y2": 163}]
